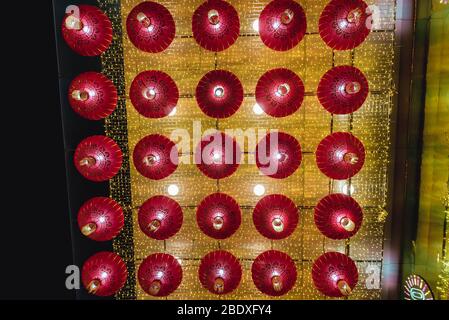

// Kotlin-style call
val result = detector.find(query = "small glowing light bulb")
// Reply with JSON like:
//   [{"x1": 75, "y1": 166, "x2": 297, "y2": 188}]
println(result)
[
  {"x1": 137, "y1": 12, "x2": 152, "y2": 28},
  {"x1": 144, "y1": 88, "x2": 157, "y2": 100},
  {"x1": 168, "y1": 184, "x2": 179, "y2": 196},
  {"x1": 345, "y1": 82, "x2": 361, "y2": 95},
  {"x1": 214, "y1": 86, "x2": 225, "y2": 98},
  {"x1": 208, "y1": 9, "x2": 220, "y2": 25},
  {"x1": 253, "y1": 184, "x2": 266, "y2": 196},
  {"x1": 281, "y1": 9, "x2": 294, "y2": 25},
  {"x1": 276, "y1": 83, "x2": 290, "y2": 97},
  {"x1": 72, "y1": 90, "x2": 89, "y2": 101}
]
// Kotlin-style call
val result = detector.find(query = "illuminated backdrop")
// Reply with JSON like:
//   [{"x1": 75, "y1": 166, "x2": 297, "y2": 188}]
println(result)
[{"x1": 97, "y1": 0, "x2": 398, "y2": 300}]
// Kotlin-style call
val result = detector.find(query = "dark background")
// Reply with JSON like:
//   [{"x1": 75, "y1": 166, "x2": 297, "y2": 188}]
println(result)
[
  {"x1": 2, "y1": 0, "x2": 117, "y2": 300},
  {"x1": 1, "y1": 1, "x2": 77, "y2": 299}
]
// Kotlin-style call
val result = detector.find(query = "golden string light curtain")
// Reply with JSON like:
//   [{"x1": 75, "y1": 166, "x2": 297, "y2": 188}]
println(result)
[{"x1": 97, "y1": 0, "x2": 398, "y2": 300}]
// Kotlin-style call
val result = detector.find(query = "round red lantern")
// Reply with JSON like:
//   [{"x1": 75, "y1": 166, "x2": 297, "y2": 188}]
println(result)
[
  {"x1": 138, "y1": 196, "x2": 183, "y2": 240},
  {"x1": 319, "y1": 0, "x2": 372, "y2": 50},
  {"x1": 253, "y1": 194, "x2": 299, "y2": 240},
  {"x1": 256, "y1": 132, "x2": 302, "y2": 179},
  {"x1": 77, "y1": 197, "x2": 124, "y2": 241},
  {"x1": 68, "y1": 72, "x2": 117, "y2": 120},
  {"x1": 74, "y1": 136, "x2": 123, "y2": 182},
  {"x1": 316, "y1": 132, "x2": 365, "y2": 180},
  {"x1": 199, "y1": 250, "x2": 242, "y2": 295},
  {"x1": 195, "y1": 132, "x2": 242, "y2": 179},
  {"x1": 317, "y1": 66, "x2": 369, "y2": 115},
  {"x1": 259, "y1": 0, "x2": 307, "y2": 51},
  {"x1": 126, "y1": 1, "x2": 175, "y2": 53},
  {"x1": 252, "y1": 250, "x2": 297, "y2": 296},
  {"x1": 130, "y1": 70, "x2": 179, "y2": 119},
  {"x1": 312, "y1": 252, "x2": 358, "y2": 297},
  {"x1": 192, "y1": 0, "x2": 240, "y2": 52},
  {"x1": 138, "y1": 253, "x2": 183, "y2": 297},
  {"x1": 61, "y1": 5, "x2": 112, "y2": 56},
  {"x1": 255, "y1": 68, "x2": 305, "y2": 118},
  {"x1": 314, "y1": 193, "x2": 363, "y2": 240},
  {"x1": 196, "y1": 70, "x2": 244, "y2": 119},
  {"x1": 81, "y1": 252, "x2": 127, "y2": 296},
  {"x1": 197, "y1": 193, "x2": 241, "y2": 240},
  {"x1": 133, "y1": 134, "x2": 178, "y2": 180}
]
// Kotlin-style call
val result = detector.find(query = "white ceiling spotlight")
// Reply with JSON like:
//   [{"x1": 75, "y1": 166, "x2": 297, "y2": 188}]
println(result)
[
  {"x1": 168, "y1": 184, "x2": 180, "y2": 196},
  {"x1": 341, "y1": 182, "x2": 355, "y2": 196},
  {"x1": 252, "y1": 19, "x2": 259, "y2": 33},
  {"x1": 253, "y1": 184, "x2": 266, "y2": 196}
]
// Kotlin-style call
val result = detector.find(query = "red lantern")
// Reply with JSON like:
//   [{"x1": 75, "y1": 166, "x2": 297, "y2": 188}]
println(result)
[
  {"x1": 314, "y1": 193, "x2": 363, "y2": 240},
  {"x1": 130, "y1": 70, "x2": 179, "y2": 119},
  {"x1": 253, "y1": 194, "x2": 299, "y2": 240},
  {"x1": 81, "y1": 252, "x2": 127, "y2": 297},
  {"x1": 138, "y1": 253, "x2": 183, "y2": 297},
  {"x1": 317, "y1": 66, "x2": 369, "y2": 115},
  {"x1": 126, "y1": 1, "x2": 175, "y2": 53},
  {"x1": 195, "y1": 132, "x2": 242, "y2": 179},
  {"x1": 77, "y1": 197, "x2": 124, "y2": 242},
  {"x1": 197, "y1": 193, "x2": 241, "y2": 240},
  {"x1": 256, "y1": 132, "x2": 302, "y2": 179},
  {"x1": 312, "y1": 252, "x2": 358, "y2": 297},
  {"x1": 61, "y1": 5, "x2": 112, "y2": 56},
  {"x1": 68, "y1": 72, "x2": 117, "y2": 120},
  {"x1": 199, "y1": 251, "x2": 242, "y2": 295},
  {"x1": 138, "y1": 196, "x2": 183, "y2": 240},
  {"x1": 252, "y1": 250, "x2": 297, "y2": 296},
  {"x1": 74, "y1": 136, "x2": 123, "y2": 182},
  {"x1": 192, "y1": 0, "x2": 240, "y2": 52},
  {"x1": 196, "y1": 70, "x2": 244, "y2": 119},
  {"x1": 255, "y1": 68, "x2": 305, "y2": 118},
  {"x1": 259, "y1": 0, "x2": 307, "y2": 51},
  {"x1": 316, "y1": 132, "x2": 365, "y2": 180},
  {"x1": 133, "y1": 134, "x2": 178, "y2": 180},
  {"x1": 319, "y1": 0, "x2": 372, "y2": 50}
]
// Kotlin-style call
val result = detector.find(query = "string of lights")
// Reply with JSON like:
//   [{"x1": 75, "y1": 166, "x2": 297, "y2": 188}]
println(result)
[
  {"x1": 436, "y1": 195, "x2": 449, "y2": 300},
  {"x1": 98, "y1": 0, "x2": 137, "y2": 300}
]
